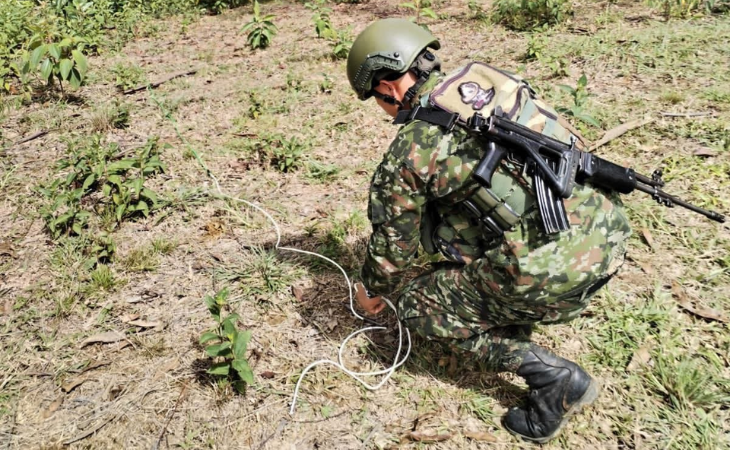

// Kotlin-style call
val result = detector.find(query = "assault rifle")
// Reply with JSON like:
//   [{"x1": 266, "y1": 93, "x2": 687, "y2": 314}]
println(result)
[{"x1": 466, "y1": 109, "x2": 726, "y2": 234}]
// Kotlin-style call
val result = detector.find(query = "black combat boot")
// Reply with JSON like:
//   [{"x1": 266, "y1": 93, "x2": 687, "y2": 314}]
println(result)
[{"x1": 502, "y1": 344, "x2": 599, "y2": 443}]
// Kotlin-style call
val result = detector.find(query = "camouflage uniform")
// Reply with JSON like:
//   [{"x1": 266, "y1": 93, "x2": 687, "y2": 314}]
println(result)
[{"x1": 360, "y1": 77, "x2": 632, "y2": 373}]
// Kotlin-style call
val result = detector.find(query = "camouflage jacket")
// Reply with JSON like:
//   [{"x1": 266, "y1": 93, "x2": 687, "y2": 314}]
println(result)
[{"x1": 360, "y1": 73, "x2": 632, "y2": 300}]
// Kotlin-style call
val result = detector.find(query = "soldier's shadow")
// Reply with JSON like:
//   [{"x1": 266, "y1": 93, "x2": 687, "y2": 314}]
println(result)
[{"x1": 263, "y1": 231, "x2": 527, "y2": 411}]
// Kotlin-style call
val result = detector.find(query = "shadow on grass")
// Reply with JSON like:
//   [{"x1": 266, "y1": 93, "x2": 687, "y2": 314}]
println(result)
[{"x1": 248, "y1": 231, "x2": 529, "y2": 411}]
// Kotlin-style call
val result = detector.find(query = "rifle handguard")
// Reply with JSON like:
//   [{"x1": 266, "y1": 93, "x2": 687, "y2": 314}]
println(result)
[{"x1": 579, "y1": 153, "x2": 637, "y2": 194}]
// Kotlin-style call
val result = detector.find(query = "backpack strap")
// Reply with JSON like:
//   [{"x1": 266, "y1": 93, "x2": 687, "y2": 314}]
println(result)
[{"x1": 393, "y1": 105, "x2": 459, "y2": 131}]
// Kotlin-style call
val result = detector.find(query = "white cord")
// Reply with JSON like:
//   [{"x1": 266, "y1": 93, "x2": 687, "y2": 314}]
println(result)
[
  {"x1": 207, "y1": 172, "x2": 411, "y2": 415},
  {"x1": 153, "y1": 93, "x2": 410, "y2": 416}
]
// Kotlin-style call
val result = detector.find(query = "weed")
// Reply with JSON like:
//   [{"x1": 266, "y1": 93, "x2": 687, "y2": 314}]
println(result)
[
  {"x1": 89, "y1": 264, "x2": 117, "y2": 292},
  {"x1": 400, "y1": 0, "x2": 438, "y2": 25},
  {"x1": 111, "y1": 61, "x2": 145, "y2": 91},
  {"x1": 121, "y1": 246, "x2": 160, "y2": 272},
  {"x1": 305, "y1": 160, "x2": 340, "y2": 183},
  {"x1": 90, "y1": 100, "x2": 130, "y2": 132},
  {"x1": 492, "y1": 0, "x2": 573, "y2": 31},
  {"x1": 20, "y1": 35, "x2": 90, "y2": 92},
  {"x1": 306, "y1": 1, "x2": 337, "y2": 39},
  {"x1": 39, "y1": 135, "x2": 166, "y2": 238},
  {"x1": 584, "y1": 288, "x2": 672, "y2": 370},
  {"x1": 200, "y1": 288, "x2": 253, "y2": 393},
  {"x1": 644, "y1": 353, "x2": 730, "y2": 411},
  {"x1": 215, "y1": 247, "x2": 304, "y2": 297},
  {"x1": 151, "y1": 237, "x2": 177, "y2": 255},
  {"x1": 331, "y1": 29, "x2": 353, "y2": 60},
  {"x1": 556, "y1": 74, "x2": 600, "y2": 127},
  {"x1": 241, "y1": 1, "x2": 277, "y2": 50}
]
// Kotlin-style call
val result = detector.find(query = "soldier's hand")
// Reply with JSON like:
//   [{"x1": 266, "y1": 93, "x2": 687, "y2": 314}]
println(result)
[{"x1": 354, "y1": 283, "x2": 386, "y2": 315}]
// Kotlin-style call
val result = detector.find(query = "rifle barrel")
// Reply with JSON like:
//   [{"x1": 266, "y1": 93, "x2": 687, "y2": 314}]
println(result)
[{"x1": 634, "y1": 183, "x2": 726, "y2": 223}]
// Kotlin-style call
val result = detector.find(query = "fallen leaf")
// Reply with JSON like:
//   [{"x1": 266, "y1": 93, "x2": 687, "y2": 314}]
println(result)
[
  {"x1": 110, "y1": 341, "x2": 132, "y2": 352},
  {"x1": 41, "y1": 395, "x2": 64, "y2": 419},
  {"x1": 82, "y1": 360, "x2": 111, "y2": 373},
  {"x1": 120, "y1": 313, "x2": 140, "y2": 323},
  {"x1": 291, "y1": 286, "x2": 304, "y2": 301},
  {"x1": 260, "y1": 371, "x2": 276, "y2": 379},
  {"x1": 62, "y1": 378, "x2": 87, "y2": 393},
  {"x1": 154, "y1": 358, "x2": 181, "y2": 381},
  {"x1": 125, "y1": 295, "x2": 144, "y2": 304},
  {"x1": 2, "y1": 300, "x2": 12, "y2": 316},
  {"x1": 80, "y1": 331, "x2": 125, "y2": 347},
  {"x1": 0, "y1": 241, "x2": 15, "y2": 258},
  {"x1": 693, "y1": 147, "x2": 717, "y2": 157},
  {"x1": 463, "y1": 430, "x2": 497, "y2": 442},
  {"x1": 127, "y1": 320, "x2": 162, "y2": 329},
  {"x1": 641, "y1": 228, "x2": 654, "y2": 249},
  {"x1": 627, "y1": 345, "x2": 653, "y2": 371},
  {"x1": 671, "y1": 282, "x2": 728, "y2": 323},
  {"x1": 404, "y1": 431, "x2": 452, "y2": 443},
  {"x1": 591, "y1": 117, "x2": 654, "y2": 151}
]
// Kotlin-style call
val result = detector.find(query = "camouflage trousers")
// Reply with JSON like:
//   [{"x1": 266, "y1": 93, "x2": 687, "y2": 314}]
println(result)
[{"x1": 396, "y1": 262, "x2": 609, "y2": 373}]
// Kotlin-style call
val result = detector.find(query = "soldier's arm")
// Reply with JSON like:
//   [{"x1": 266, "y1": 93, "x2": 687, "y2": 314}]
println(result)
[{"x1": 360, "y1": 160, "x2": 427, "y2": 296}]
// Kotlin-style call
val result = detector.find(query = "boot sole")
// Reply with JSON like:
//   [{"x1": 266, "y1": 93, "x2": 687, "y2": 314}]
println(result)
[{"x1": 507, "y1": 379, "x2": 600, "y2": 444}]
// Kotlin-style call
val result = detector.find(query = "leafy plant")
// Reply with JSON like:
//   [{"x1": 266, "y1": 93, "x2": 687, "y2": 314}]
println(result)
[
  {"x1": 240, "y1": 0, "x2": 277, "y2": 50},
  {"x1": 492, "y1": 0, "x2": 572, "y2": 31},
  {"x1": 199, "y1": 0, "x2": 247, "y2": 15},
  {"x1": 111, "y1": 61, "x2": 144, "y2": 91},
  {"x1": 39, "y1": 136, "x2": 167, "y2": 238},
  {"x1": 556, "y1": 74, "x2": 600, "y2": 127},
  {"x1": 331, "y1": 29, "x2": 353, "y2": 60},
  {"x1": 200, "y1": 288, "x2": 253, "y2": 393},
  {"x1": 20, "y1": 35, "x2": 89, "y2": 91},
  {"x1": 401, "y1": 0, "x2": 438, "y2": 24},
  {"x1": 645, "y1": 0, "x2": 727, "y2": 18},
  {"x1": 306, "y1": 1, "x2": 337, "y2": 39},
  {"x1": 644, "y1": 354, "x2": 730, "y2": 411}
]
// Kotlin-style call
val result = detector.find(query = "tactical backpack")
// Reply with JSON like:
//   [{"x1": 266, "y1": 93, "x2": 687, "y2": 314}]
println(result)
[{"x1": 394, "y1": 62, "x2": 587, "y2": 259}]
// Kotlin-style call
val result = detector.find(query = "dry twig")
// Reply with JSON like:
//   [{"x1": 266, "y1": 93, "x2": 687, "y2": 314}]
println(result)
[
  {"x1": 123, "y1": 70, "x2": 198, "y2": 95},
  {"x1": 152, "y1": 381, "x2": 190, "y2": 450}
]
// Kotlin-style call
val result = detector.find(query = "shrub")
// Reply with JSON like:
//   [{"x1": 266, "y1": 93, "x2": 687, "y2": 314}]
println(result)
[
  {"x1": 240, "y1": 1, "x2": 277, "y2": 50},
  {"x1": 492, "y1": 0, "x2": 572, "y2": 31}
]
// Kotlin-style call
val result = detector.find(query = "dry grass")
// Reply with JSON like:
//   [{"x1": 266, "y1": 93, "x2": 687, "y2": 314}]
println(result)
[{"x1": 1, "y1": 1, "x2": 729, "y2": 449}]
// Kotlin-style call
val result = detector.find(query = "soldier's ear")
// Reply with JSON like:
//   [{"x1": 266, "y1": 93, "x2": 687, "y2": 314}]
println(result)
[{"x1": 378, "y1": 79, "x2": 397, "y2": 95}]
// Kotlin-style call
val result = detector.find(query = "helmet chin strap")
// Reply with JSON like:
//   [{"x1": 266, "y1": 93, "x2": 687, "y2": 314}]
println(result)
[{"x1": 370, "y1": 90, "x2": 404, "y2": 109}]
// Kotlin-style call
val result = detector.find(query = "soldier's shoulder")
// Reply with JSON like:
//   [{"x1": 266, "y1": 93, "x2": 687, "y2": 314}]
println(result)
[{"x1": 385, "y1": 119, "x2": 453, "y2": 169}]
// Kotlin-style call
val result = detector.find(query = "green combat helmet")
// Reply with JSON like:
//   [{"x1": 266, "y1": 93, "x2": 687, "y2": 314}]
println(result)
[{"x1": 347, "y1": 18, "x2": 440, "y2": 101}]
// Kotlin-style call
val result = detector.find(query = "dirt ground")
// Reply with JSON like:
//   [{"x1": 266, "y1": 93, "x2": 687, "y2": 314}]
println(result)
[{"x1": 1, "y1": 1, "x2": 729, "y2": 449}]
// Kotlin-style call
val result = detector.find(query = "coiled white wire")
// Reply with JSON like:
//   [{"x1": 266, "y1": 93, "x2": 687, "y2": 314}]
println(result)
[
  {"x1": 207, "y1": 173, "x2": 412, "y2": 415},
  {"x1": 153, "y1": 91, "x2": 411, "y2": 415}
]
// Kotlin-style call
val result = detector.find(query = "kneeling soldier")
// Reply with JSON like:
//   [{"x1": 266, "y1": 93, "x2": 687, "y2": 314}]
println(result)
[{"x1": 348, "y1": 18, "x2": 632, "y2": 443}]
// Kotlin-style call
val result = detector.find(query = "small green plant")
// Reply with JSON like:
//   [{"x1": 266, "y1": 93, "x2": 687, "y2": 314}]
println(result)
[
  {"x1": 401, "y1": 0, "x2": 438, "y2": 24},
  {"x1": 39, "y1": 136, "x2": 167, "y2": 238},
  {"x1": 492, "y1": 0, "x2": 572, "y2": 31},
  {"x1": 21, "y1": 35, "x2": 89, "y2": 91},
  {"x1": 468, "y1": 0, "x2": 489, "y2": 22},
  {"x1": 200, "y1": 288, "x2": 253, "y2": 393},
  {"x1": 644, "y1": 354, "x2": 730, "y2": 411},
  {"x1": 556, "y1": 74, "x2": 600, "y2": 127},
  {"x1": 306, "y1": 1, "x2": 337, "y2": 39},
  {"x1": 240, "y1": 1, "x2": 277, "y2": 50},
  {"x1": 331, "y1": 29, "x2": 353, "y2": 60},
  {"x1": 306, "y1": 160, "x2": 340, "y2": 182},
  {"x1": 646, "y1": 0, "x2": 718, "y2": 18},
  {"x1": 246, "y1": 90, "x2": 264, "y2": 119},
  {"x1": 111, "y1": 61, "x2": 144, "y2": 91},
  {"x1": 271, "y1": 136, "x2": 307, "y2": 173}
]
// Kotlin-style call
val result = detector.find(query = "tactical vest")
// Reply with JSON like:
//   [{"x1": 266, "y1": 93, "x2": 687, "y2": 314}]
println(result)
[{"x1": 411, "y1": 62, "x2": 586, "y2": 262}]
